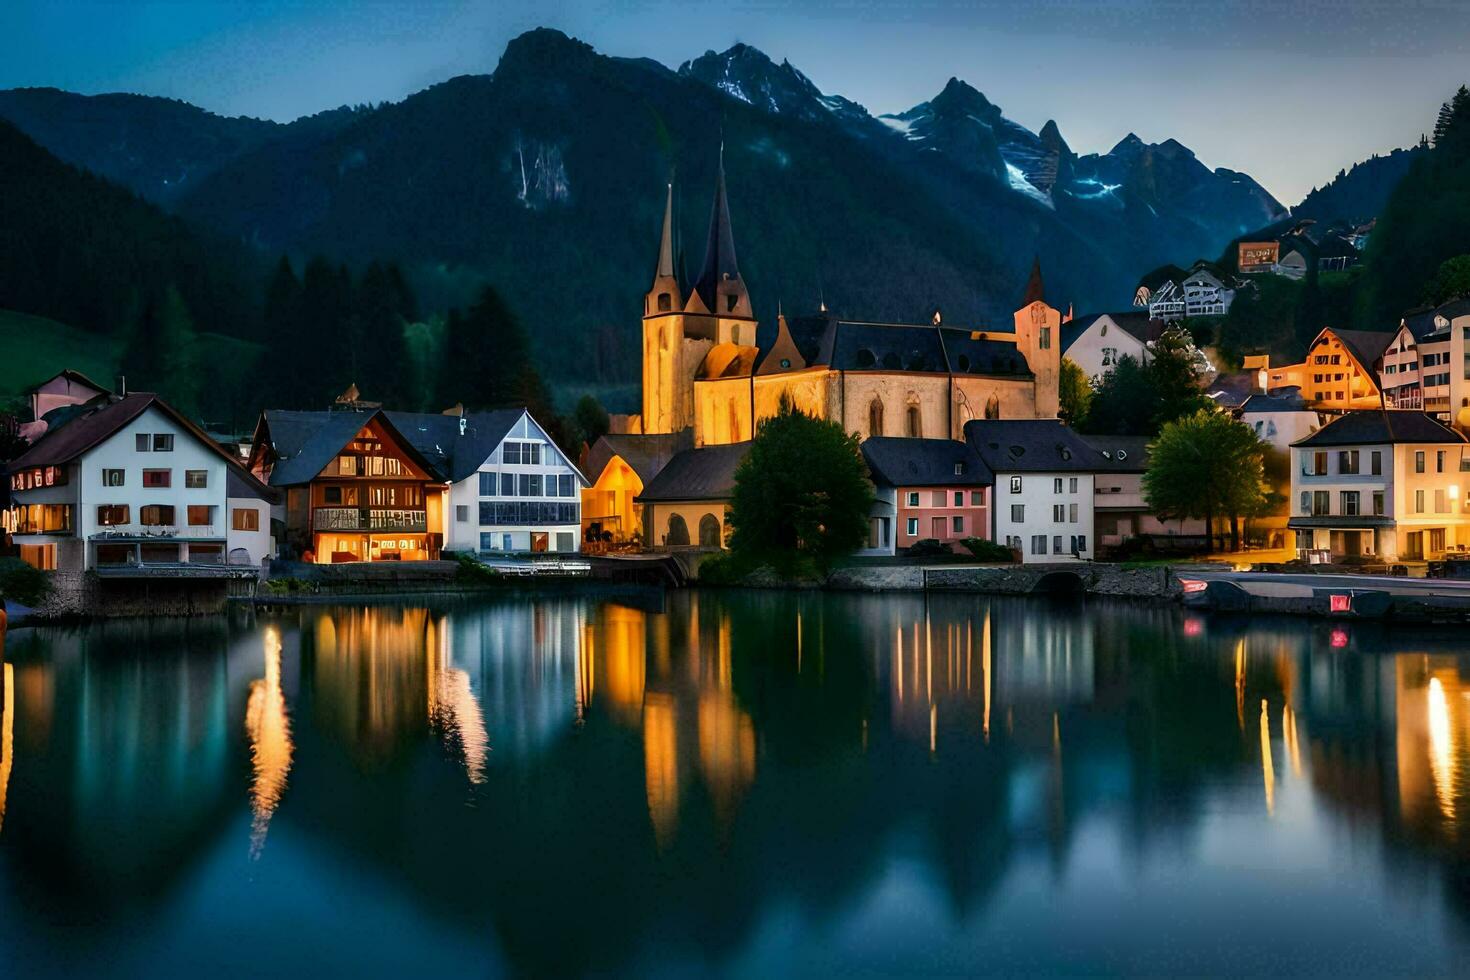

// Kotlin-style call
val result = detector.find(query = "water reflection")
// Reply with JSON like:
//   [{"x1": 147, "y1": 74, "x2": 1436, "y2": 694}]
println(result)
[{"x1": 1, "y1": 595, "x2": 1469, "y2": 975}]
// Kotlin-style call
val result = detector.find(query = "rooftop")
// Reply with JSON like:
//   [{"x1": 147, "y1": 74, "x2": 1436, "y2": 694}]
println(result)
[{"x1": 1292, "y1": 410, "x2": 1466, "y2": 448}]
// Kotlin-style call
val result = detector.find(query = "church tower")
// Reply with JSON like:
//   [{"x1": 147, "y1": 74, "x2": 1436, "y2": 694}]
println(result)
[
  {"x1": 684, "y1": 147, "x2": 755, "y2": 345},
  {"x1": 642, "y1": 182, "x2": 689, "y2": 433},
  {"x1": 1012, "y1": 257, "x2": 1062, "y2": 419}
]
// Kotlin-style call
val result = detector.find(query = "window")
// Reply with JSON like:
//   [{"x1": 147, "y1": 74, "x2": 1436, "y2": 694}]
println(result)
[
  {"x1": 868, "y1": 399, "x2": 884, "y2": 437},
  {"x1": 480, "y1": 472, "x2": 497, "y2": 496},
  {"x1": 140, "y1": 504, "x2": 175, "y2": 526},
  {"x1": 479, "y1": 532, "x2": 498, "y2": 551},
  {"x1": 932, "y1": 491, "x2": 946, "y2": 507},
  {"x1": 187, "y1": 505, "x2": 213, "y2": 526},
  {"x1": 953, "y1": 463, "x2": 963, "y2": 476},
  {"x1": 456, "y1": 505, "x2": 469, "y2": 522},
  {"x1": 1039, "y1": 327, "x2": 1051, "y2": 350},
  {"x1": 1076, "y1": 534, "x2": 1087, "y2": 554},
  {"x1": 96, "y1": 504, "x2": 129, "y2": 525},
  {"x1": 906, "y1": 405, "x2": 922, "y2": 438},
  {"x1": 1300, "y1": 491, "x2": 1310, "y2": 515},
  {"x1": 1069, "y1": 502, "x2": 1078, "y2": 523},
  {"x1": 185, "y1": 470, "x2": 208, "y2": 489},
  {"x1": 1416, "y1": 451, "x2": 1426, "y2": 473},
  {"x1": 504, "y1": 443, "x2": 522, "y2": 465},
  {"x1": 559, "y1": 474, "x2": 574, "y2": 497},
  {"x1": 324, "y1": 486, "x2": 343, "y2": 505},
  {"x1": 1338, "y1": 450, "x2": 1359, "y2": 475},
  {"x1": 1031, "y1": 534, "x2": 1047, "y2": 555},
  {"x1": 1312, "y1": 491, "x2": 1330, "y2": 516},
  {"x1": 1416, "y1": 489, "x2": 1426, "y2": 513},
  {"x1": 1373, "y1": 491, "x2": 1385, "y2": 515},
  {"x1": 152, "y1": 434, "x2": 173, "y2": 452},
  {"x1": 1303, "y1": 452, "x2": 1327, "y2": 476},
  {"x1": 1011, "y1": 504, "x2": 1024, "y2": 523},
  {"x1": 953, "y1": 491, "x2": 964, "y2": 506},
  {"x1": 136, "y1": 434, "x2": 150, "y2": 452},
  {"x1": 1341, "y1": 491, "x2": 1359, "y2": 516},
  {"x1": 501, "y1": 473, "x2": 515, "y2": 496},
  {"x1": 1053, "y1": 504, "x2": 1066, "y2": 522},
  {"x1": 952, "y1": 516, "x2": 964, "y2": 533},
  {"x1": 1439, "y1": 450, "x2": 1448, "y2": 473},
  {"x1": 906, "y1": 518, "x2": 919, "y2": 536},
  {"x1": 103, "y1": 469, "x2": 125, "y2": 487},
  {"x1": 970, "y1": 491, "x2": 984, "y2": 506},
  {"x1": 1053, "y1": 535, "x2": 1063, "y2": 554},
  {"x1": 142, "y1": 469, "x2": 171, "y2": 488},
  {"x1": 1009, "y1": 476, "x2": 1022, "y2": 494},
  {"x1": 1436, "y1": 489, "x2": 1448, "y2": 514},
  {"x1": 1069, "y1": 477, "x2": 1078, "y2": 493},
  {"x1": 232, "y1": 508, "x2": 259, "y2": 531},
  {"x1": 1371, "y1": 451, "x2": 1382, "y2": 476},
  {"x1": 1054, "y1": 478, "x2": 1064, "y2": 494},
  {"x1": 907, "y1": 491, "x2": 920, "y2": 507}
]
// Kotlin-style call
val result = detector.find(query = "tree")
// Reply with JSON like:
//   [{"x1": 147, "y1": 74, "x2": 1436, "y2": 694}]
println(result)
[
  {"x1": 441, "y1": 284, "x2": 553, "y2": 419},
  {"x1": 356, "y1": 261, "x2": 414, "y2": 408},
  {"x1": 573, "y1": 394, "x2": 611, "y2": 449},
  {"x1": 1083, "y1": 326, "x2": 1211, "y2": 436},
  {"x1": 1427, "y1": 255, "x2": 1470, "y2": 304},
  {"x1": 1058, "y1": 357, "x2": 1092, "y2": 426},
  {"x1": 121, "y1": 283, "x2": 201, "y2": 417},
  {"x1": 1143, "y1": 410, "x2": 1268, "y2": 553},
  {"x1": 727, "y1": 399, "x2": 875, "y2": 573}
]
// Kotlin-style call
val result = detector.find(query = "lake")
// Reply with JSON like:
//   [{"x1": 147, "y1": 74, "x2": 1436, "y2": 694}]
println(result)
[{"x1": 1, "y1": 590, "x2": 1468, "y2": 977}]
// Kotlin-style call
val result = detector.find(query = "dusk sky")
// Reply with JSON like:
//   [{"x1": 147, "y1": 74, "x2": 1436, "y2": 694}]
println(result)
[{"x1": 4, "y1": 0, "x2": 1468, "y2": 203}]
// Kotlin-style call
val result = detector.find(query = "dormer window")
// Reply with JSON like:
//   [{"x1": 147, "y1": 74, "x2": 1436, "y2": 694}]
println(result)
[
  {"x1": 657, "y1": 292, "x2": 671, "y2": 312},
  {"x1": 954, "y1": 462, "x2": 964, "y2": 475}
]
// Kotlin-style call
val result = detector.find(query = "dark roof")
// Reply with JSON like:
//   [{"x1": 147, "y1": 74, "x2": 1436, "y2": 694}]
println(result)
[
  {"x1": 1325, "y1": 328, "x2": 1393, "y2": 371},
  {"x1": 1206, "y1": 371, "x2": 1260, "y2": 409},
  {"x1": 690, "y1": 153, "x2": 742, "y2": 312},
  {"x1": 254, "y1": 409, "x2": 443, "y2": 486},
  {"x1": 636, "y1": 442, "x2": 750, "y2": 502},
  {"x1": 1079, "y1": 434, "x2": 1152, "y2": 472},
  {"x1": 963, "y1": 419, "x2": 1106, "y2": 472},
  {"x1": 938, "y1": 328, "x2": 1032, "y2": 376},
  {"x1": 1292, "y1": 410, "x2": 1466, "y2": 448},
  {"x1": 9, "y1": 392, "x2": 275, "y2": 499},
  {"x1": 861, "y1": 437, "x2": 993, "y2": 488},
  {"x1": 1434, "y1": 297, "x2": 1470, "y2": 321},
  {"x1": 1021, "y1": 257, "x2": 1045, "y2": 307},
  {"x1": 830, "y1": 320, "x2": 948, "y2": 373},
  {"x1": 586, "y1": 431, "x2": 691, "y2": 486},
  {"x1": 386, "y1": 409, "x2": 533, "y2": 483},
  {"x1": 1061, "y1": 311, "x2": 1158, "y2": 353},
  {"x1": 1400, "y1": 307, "x2": 1439, "y2": 341},
  {"x1": 21, "y1": 368, "x2": 110, "y2": 398},
  {"x1": 1240, "y1": 392, "x2": 1310, "y2": 413}
]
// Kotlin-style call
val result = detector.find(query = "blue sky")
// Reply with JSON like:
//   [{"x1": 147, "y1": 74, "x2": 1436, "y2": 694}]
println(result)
[{"x1": 3, "y1": 0, "x2": 1467, "y2": 202}]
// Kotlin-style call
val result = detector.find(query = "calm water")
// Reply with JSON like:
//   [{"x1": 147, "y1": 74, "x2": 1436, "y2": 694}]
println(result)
[{"x1": 1, "y1": 591, "x2": 1469, "y2": 977}]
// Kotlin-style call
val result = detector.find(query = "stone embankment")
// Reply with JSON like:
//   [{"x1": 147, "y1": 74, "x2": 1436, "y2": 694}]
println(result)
[{"x1": 723, "y1": 561, "x2": 1184, "y2": 600}]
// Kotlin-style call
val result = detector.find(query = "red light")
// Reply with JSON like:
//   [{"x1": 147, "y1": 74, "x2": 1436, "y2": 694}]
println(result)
[
  {"x1": 1330, "y1": 594, "x2": 1351, "y2": 613},
  {"x1": 1180, "y1": 578, "x2": 1208, "y2": 594},
  {"x1": 1331, "y1": 628, "x2": 1349, "y2": 648},
  {"x1": 1183, "y1": 617, "x2": 1203, "y2": 636}
]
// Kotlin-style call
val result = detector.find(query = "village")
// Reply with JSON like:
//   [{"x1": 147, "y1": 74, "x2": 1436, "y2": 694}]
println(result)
[{"x1": 3, "y1": 162, "x2": 1468, "y2": 613}]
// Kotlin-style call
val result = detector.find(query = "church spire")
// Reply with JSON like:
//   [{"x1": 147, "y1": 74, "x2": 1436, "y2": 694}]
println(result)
[
  {"x1": 687, "y1": 144, "x2": 751, "y2": 318},
  {"x1": 1021, "y1": 256, "x2": 1046, "y2": 308},
  {"x1": 644, "y1": 180, "x2": 684, "y2": 316}
]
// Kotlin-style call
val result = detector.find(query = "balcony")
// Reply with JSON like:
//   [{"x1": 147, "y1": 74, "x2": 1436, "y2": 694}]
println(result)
[
  {"x1": 90, "y1": 525, "x2": 223, "y2": 541},
  {"x1": 313, "y1": 507, "x2": 427, "y2": 532}
]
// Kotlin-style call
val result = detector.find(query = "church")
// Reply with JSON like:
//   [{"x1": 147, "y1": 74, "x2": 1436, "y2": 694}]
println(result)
[{"x1": 581, "y1": 160, "x2": 1068, "y2": 548}]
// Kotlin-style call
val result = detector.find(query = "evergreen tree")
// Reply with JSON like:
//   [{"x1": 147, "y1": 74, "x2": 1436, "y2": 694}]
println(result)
[
  {"x1": 356, "y1": 261, "x2": 413, "y2": 408},
  {"x1": 297, "y1": 256, "x2": 355, "y2": 405},
  {"x1": 573, "y1": 394, "x2": 611, "y2": 448},
  {"x1": 1426, "y1": 255, "x2": 1470, "y2": 304},
  {"x1": 121, "y1": 284, "x2": 201, "y2": 416},
  {"x1": 258, "y1": 255, "x2": 303, "y2": 407},
  {"x1": 441, "y1": 284, "x2": 553, "y2": 419}
]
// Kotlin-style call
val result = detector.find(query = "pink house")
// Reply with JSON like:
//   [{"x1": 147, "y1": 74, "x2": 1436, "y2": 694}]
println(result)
[{"x1": 860, "y1": 437, "x2": 993, "y2": 555}]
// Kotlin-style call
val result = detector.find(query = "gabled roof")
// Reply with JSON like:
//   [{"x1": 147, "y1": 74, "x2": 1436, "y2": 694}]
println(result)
[
  {"x1": 1292, "y1": 410, "x2": 1466, "y2": 448},
  {"x1": 21, "y1": 368, "x2": 110, "y2": 398},
  {"x1": 586, "y1": 431, "x2": 692, "y2": 486},
  {"x1": 1079, "y1": 434, "x2": 1153, "y2": 473},
  {"x1": 8, "y1": 392, "x2": 275, "y2": 499},
  {"x1": 1061, "y1": 311, "x2": 1158, "y2": 353},
  {"x1": 1400, "y1": 306, "x2": 1439, "y2": 342},
  {"x1": 829, "y1": 320, "x2": 949, "y2": 373},
  {"x1": 861, "y1": 437, "x2": 992, "y2": 488},
  {"x1": 636, "y1": 442, "x2": 750, "y2": 502},
  {"x1": 253, "y1": 409, "x2": 442, "y2": 486},
  {"x1": 938, "y1": 328, "x2": 1033, "y2": 377},
  {"x1": 1323, "y1": 328, "x2": 1394, "y2": 371},
  {"x1": 963, "y1": 419, "x2": 1105, "y2": 473},
  {"x1": 387, "y1": 408, "x2": 535, "y2": 484}
]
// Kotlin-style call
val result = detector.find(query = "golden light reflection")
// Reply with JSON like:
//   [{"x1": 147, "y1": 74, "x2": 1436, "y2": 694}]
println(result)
[
  {"x1": 1428, "y1": 677, "x2": 1457, "y2": 820},
  {"x1": 1283, "y1": 703, "x2": 1303, "y2": 779},
  {"x1": 599, "y1": 605, "x2": 647, "y2": 725},
  {"x1": 426, "y1": 618, "x2": 489, "y2": 785},
  {"x1": 0, "y1": 660, "x2": 12, "y2": 835},
  {"x1": 245, "y1": 625, "x2": 293, "y2": 858},
  {"x1": 643, "y1": 693, "x2": 679, "y2": 847},
  {"x1": 1234, "y1": 639, "x2": 1246, "y2": 732},
  {"x1": 1260, "y1": 699, "x2": 1275, "y2": 817},
  {"x1": 697, "y1": 693, "x2": 756, "y2": 819},
  {"x1": 982, "y1": 610, "x2": 992, "y2": 742}
]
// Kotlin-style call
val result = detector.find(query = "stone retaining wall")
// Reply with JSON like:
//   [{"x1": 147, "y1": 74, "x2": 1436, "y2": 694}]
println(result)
[{"x1": 31, "y1": 571, "x2": 237, "y2": 621}]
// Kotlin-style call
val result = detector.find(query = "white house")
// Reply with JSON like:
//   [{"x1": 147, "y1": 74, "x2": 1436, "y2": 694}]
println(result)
[
  {"x1": 388, "y1": 408, "x2": 587, "y2": 555},
  {"x1": 1238, "y1": 393, "x2": 1321, "y2": 453},
  {"x1": 965, "y1": 419, "x2": 1097, "y2": 563},
  {"x1": 1288, "y1": 410, "x2": 1470, "y2": 561},
  {"x1": 1061, "y1": 312, "x2": 1158, "y2": 381},
  {"x1": 7, "y1": 392, "x2": 277, "y2": 571},
  {"x1": 1144, "y1": 267, "x2": 1235, "y2": 320},
  {"x1": 1378, "y1": 298, "x2": 1470, "y2": 422}
]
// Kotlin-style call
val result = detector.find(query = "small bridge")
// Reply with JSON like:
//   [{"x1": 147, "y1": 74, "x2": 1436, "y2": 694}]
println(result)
[{"x1": 587, "y1": 554, "x2": 690, "y2": 588}]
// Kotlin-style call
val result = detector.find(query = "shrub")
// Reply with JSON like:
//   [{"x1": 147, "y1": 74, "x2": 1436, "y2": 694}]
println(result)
[
  {"x1": 960, "y1": 538, "x2": 1015, "y2": 562},
  {"x1": 0, "y1": 557, "x2": 50, "y2": 606},
  {"x1": 451, "y1": 552, "x2": 501, "y2": 584},
  {"x1": 905, "y1": 538, "x2": 951, "y2": 557}
]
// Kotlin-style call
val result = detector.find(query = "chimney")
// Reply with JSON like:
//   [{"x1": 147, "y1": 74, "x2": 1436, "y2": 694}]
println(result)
[{"x1": 115, "y1": 374, "x2": 126, "y2": 397}]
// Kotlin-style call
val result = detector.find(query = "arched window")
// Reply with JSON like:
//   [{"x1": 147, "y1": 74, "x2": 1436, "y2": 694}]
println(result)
[
  {"x1": 665, "y1": 513, "x2": 690, "y2": 547},
  {"x1": 906, "y1": 404, "x2": 922, "y2": 438},
  {"x1": 698, "y1": 513, "x2": 722, "y2": 547},
  {"x1": 984, "y1": 395, "x2": 1000, "y2": 420},
  {"x1": 657, "y1": 292, "x2": 671, "y2": 312},
  {"x1": 868, "y1": 398, "x2": 884, "y2": 436},
  {"x1": 727, "y1": 397, "x2": 740, "y2": 443},
  {"x1": 731, "y1": 324, "x2": 742, "y2": 344}
]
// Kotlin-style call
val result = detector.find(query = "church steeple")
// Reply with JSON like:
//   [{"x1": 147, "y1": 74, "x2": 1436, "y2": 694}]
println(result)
[
  {"x1": 686, "y1": 145, "x2": 752, "y2": 319},
  {"x1": 1021, "y1": 256, "x2": 1046, "y2": 308},
  {"x1": 644, "y1": 182, "x2": 684, "y2": 317}
]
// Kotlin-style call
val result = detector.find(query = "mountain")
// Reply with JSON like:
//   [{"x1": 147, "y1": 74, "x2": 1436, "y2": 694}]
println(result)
[
  {"x1": 1293, "y1": 144, "x2": 1429, "y2": 225},
  {"x1": 0, "y1": 29, "x2": 1289, "y2": 384}
]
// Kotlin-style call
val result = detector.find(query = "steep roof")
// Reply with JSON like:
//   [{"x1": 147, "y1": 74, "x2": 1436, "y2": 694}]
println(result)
[
  {"x1": 1021, "y1": 257, "x2": 1045, "y2": 307},
  {"x1": 861, "y1": 437, "x2": 992, "y2": 488},
  {"x1": 1292, "y1": 410, "x2": 1466, "y2": 448},
  {"x1": 963, "y1": 419, "x2": 1105, "y2": 473},
  {"x1": 21, "y1": 368, "x2": 110, "y2": 398},
  {"x1": 1079, "y1": 434, "x2": 1153, "y2": 473},
  {"x1": 586, "y1": 431, "x2": 691, "y2": 486},
  {"x1": 636, "y1": 442, "x2": 750, "y2": 502},
  {"x1": 938, "y1": 328, "x2": 1033, "y2": 377},
  {"x1": 1061, "y1": 311, "x2": 1158, "y2": 353},
  {"x1": 1206, "y1": 371, "x2": 1262, "y2": 409},
  {"x1": 1325, "y1": 328, "x2": 1394, "y2": 371},
  {"x1": 1400, "y1": 306, "x2": 1439, "y2": 341},
  {"x1": 8, "y1": 392, "x2": 275, "y2": 499},
  {"x1": 690, "y1": 152, "x2": 742, "y2": 313},
  {"x1": 387, "y1": 409, "x2": 531, "y2": 484},
  {"x1": 254, "y1": 408, "x2": 443, "y2": 486}
]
